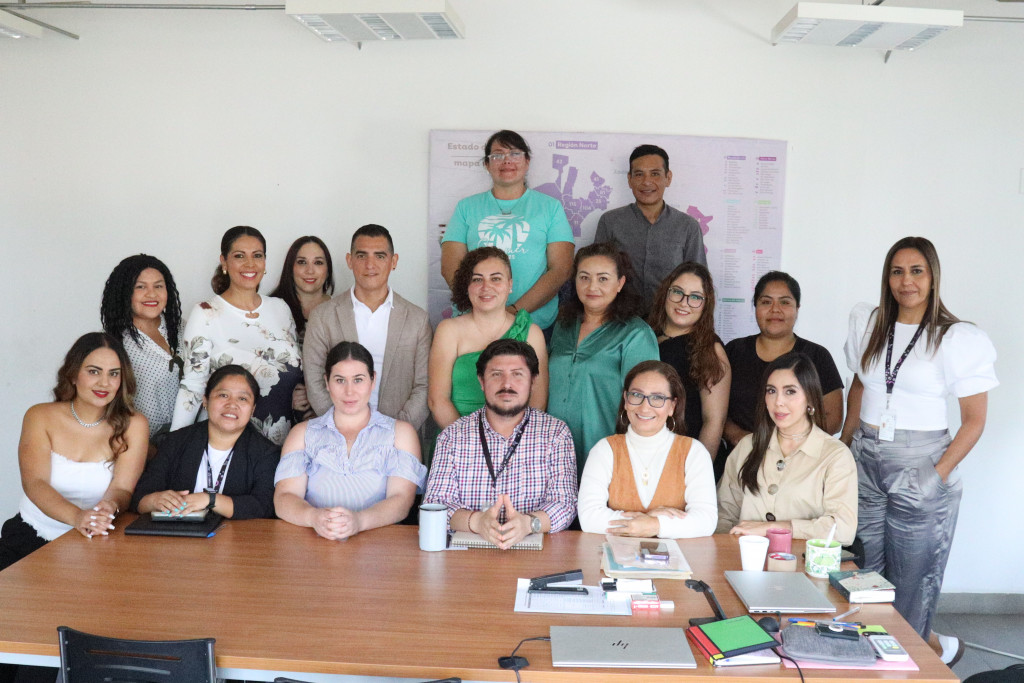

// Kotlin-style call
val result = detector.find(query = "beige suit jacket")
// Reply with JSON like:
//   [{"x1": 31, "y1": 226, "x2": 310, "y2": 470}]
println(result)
[{"x1": 304, "y1": 289, "x2": 432, "y2": 429}]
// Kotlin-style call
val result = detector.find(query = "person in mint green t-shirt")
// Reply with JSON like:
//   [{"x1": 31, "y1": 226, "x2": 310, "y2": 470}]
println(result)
[{"x1": 441, "y1": 129, "x2": 575, "y2": 331}]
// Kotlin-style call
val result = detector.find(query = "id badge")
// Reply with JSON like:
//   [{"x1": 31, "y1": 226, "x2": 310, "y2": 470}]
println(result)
[{"x1": 878, "y1": 409, "x2": 896, "y2": 441}]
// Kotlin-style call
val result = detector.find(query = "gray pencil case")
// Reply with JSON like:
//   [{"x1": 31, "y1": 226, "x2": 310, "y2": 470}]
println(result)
[{"x1": 779, "y1": 625, "x2": 877, "y2": 666}]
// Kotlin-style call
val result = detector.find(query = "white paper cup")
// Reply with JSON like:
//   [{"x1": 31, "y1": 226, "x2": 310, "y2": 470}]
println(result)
[
  {"x1": 738, "y1": 535, "x2": 770, "y2": 571},
  {"x1": 418, "y1": 503, "x2": 448, "y2": 552},
  {"x1": 805, "y1": 539, "x2": 842, "y2": 578}
]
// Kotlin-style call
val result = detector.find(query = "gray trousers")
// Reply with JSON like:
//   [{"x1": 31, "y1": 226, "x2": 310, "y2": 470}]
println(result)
[{"x1": 853, "y1": 423, "x2": 961, "y2": 639}]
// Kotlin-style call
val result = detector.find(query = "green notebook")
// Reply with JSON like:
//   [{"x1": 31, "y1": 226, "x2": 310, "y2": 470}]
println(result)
[{"x1": 690, "y1": 615, "x2": 776, "y2": 658}]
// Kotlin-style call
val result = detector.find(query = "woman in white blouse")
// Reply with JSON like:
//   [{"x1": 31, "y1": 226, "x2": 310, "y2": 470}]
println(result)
[
  {"x1": 577, "y1": 360, "x2": 717, "y2": 538},
  {"x1": 101, "y1": 254, "x2": 183, "y2": 442},
  {"x1": 171, "y1": 226, "x2": 303, "y2": 446},
  {"x1": 840, "y1": 236, "x2": 997, "y2": 656}
]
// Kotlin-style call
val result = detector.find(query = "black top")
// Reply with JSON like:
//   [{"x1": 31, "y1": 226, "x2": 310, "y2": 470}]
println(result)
[
  {"x1": 659, "y1": 333, "x2": 723, "y2": 440},
  {"x1": 724, "y1": 334, "x2": 844, "y2": 434},
  {"x1": 131, "y1": 421, "x2": 280, "y2": 520}
]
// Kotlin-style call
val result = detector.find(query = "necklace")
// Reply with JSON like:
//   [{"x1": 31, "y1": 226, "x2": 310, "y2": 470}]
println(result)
[
  {"x1": 630, "y1": 438, "x2": 661, "y2": 487},
  {"x1": 491, "y1": 189, "x2": 526, "y2": 216},
  {"x1": 70, "y1": 400, "x2": 104, "y2": 428},
  {"x1": 778, "y1": 425, "x2": 812, "y2": 442},
  {"x1": 244, "y1": 309, "x2": 260, "y2": 319}
]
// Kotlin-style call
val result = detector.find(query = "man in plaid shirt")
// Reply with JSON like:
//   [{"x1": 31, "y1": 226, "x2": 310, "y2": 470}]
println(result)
[{"x1": 424, "y1": 339, "x2": 578, "y2": 549}]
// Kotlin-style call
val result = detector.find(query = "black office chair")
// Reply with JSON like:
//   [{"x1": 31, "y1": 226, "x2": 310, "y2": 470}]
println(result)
[
  {"x1": 274, "y1": 678, "x2": 460, "y2": 683},
  {"x1": 57, "y1": 626, "x2": 216, "y2": 683}
]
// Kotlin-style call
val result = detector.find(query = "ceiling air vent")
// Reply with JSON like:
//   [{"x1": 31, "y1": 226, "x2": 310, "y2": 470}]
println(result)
[
  {"x1": 772, "y1": 2, "x2": 963, "y2": 50},
  {"x1": 285, "y1": 0, "x2": 464, "y2": 45}
]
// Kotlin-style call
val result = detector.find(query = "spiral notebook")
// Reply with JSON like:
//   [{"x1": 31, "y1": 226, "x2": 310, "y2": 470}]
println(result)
[{"x1": 449, "y1": 531, "x2": 543, "y2": 550}]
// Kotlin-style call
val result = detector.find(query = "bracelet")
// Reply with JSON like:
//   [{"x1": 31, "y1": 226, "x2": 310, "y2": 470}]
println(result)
[{"x1": 467, "y1": 510, "x2": 479, "y2": 534}]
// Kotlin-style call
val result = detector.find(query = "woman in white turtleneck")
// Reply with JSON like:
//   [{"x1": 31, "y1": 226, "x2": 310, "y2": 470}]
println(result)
[{"x1": 577, "y1": 360, "x2": 717, "y2": 538}]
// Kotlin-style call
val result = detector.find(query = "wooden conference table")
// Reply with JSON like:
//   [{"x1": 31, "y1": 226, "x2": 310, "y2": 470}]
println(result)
[{"x1": 0, "y1": 518, "x2": 956, "y2": 683}]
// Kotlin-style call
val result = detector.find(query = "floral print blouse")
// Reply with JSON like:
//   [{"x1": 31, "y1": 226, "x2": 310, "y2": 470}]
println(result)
[{"x1": 171, "y1": 295, "x2": 302, "y2": 445}]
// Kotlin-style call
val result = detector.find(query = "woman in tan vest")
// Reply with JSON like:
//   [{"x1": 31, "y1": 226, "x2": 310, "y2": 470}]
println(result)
[{"x1": 577, "y1": 360, "x2": 717, "y2": 537}]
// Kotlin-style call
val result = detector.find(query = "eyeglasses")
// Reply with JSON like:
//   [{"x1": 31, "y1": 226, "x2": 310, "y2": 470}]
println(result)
[
  {"x1": 667, "y1": 287, "x2": 705, "y2": 308},
  {"x1": 625, "y1": 391, "x2": 670, "y2": 408},
  {"x1": 486, "y1": 150, "x2": 526, "y2": 163}
]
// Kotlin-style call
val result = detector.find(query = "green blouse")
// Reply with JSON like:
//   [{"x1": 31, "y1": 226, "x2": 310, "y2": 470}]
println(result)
[
  {"x1": 547, "y1": 316, "x2": 659, "y2": 477},
  {"x1": 450, "y1": 309, "x2": 533, "y2": 417}
]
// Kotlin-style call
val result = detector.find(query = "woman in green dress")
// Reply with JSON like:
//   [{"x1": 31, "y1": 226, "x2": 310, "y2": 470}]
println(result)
[
  {"x1": 428, "y1": 246, "x2": 549, "y2": 430},
  {"x1": 548, "y1": 242, "x2": 659, "y2": 478}
]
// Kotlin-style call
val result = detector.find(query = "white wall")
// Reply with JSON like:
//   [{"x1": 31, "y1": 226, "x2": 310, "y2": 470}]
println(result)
[{"x1": 1, "y1": 0, "x2": 1021, "y2": 593}]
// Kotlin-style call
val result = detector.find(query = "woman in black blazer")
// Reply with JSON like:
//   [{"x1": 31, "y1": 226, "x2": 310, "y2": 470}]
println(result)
[{"x1": 132, "y1": 365, "x2": 280, "y2": 519}]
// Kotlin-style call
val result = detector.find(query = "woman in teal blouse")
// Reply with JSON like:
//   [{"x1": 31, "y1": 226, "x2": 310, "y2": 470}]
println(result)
[{"x1": 548, "y1": 242, "x2": 659, "y2": 477}]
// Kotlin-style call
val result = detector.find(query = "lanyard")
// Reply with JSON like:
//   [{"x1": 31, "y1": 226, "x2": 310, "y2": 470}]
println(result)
[
  {"x1": 884, "y1": 324, "x2": 925, "y2": 396},
  {"x1": 478, "y1": 411, "x2": 530, "y2": 487},
  {"x1": 204, "y1": 446, "x2": 234, "y2": 494}
]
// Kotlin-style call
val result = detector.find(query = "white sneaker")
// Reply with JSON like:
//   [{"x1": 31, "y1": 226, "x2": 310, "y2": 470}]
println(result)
[{"x1": 937, "y1": 633, "x2": 965, "y2": 666}]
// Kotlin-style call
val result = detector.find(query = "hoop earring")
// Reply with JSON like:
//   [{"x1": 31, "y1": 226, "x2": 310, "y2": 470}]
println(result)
[
  {"x1": 666, "y1": 416, "x2": 677, "y2": 432},
  {"x1": 618, "y1": 410, "x2": 629, "y2": 427}
]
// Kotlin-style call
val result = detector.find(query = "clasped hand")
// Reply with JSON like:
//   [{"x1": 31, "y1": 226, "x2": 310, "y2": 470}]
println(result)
[
  {"x1": 474, "y1": 494, "x2": 531, "y2": 550},
  {"x1": 75, "y1": 499, "x2": 118, "y2": 539},
  {"x1": 311, "y1": 506, "x2": 362, "y2": 541},
  {"x1": 606, "y1": 506, "x2": 685, "y2": 537}
]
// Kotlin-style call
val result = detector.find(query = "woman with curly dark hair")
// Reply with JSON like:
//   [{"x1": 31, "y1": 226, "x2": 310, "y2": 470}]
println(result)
[
  {"x1": 101, "y1": 254, "x2": 183, "y2": 440},
  {"x1": 548, "y1": 242, "x2": 659, "y2": 476},
  {"x1": 428, "y1": 246, "x2": 548, "y2": 429},
  {"x1": 648, "y1": 262, "x2": 731, "y2": 471},
  {"x1": 0, "y1": 332, "x2": 147, "y2": 572}
]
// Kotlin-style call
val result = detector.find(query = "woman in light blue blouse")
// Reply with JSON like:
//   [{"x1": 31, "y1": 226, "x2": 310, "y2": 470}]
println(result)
[{"x1": 273, "y1": 342, "x2": 426, "y2": 540}]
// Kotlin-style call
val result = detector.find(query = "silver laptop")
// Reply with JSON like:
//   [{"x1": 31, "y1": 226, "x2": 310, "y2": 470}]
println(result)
[
  {"x1": 549, "y1": 626, "x2": 696, "y2": 668},
  {"x1": 725, "y1": 570, "x2": 836, "y2": 614}
]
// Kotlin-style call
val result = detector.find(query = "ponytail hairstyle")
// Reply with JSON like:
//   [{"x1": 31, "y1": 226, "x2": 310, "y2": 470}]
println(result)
[
  {"x1": 614, "y1": 360, "x2": 687, "y2": 436},
  {"x1": 211, "y1": 226, "x2": 267, "y2": 295}
]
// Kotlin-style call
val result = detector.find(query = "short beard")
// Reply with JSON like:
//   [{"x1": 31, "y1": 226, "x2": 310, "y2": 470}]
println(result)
[{"x1": 485, "y1": 397, "x2": 529, "y2": 418}]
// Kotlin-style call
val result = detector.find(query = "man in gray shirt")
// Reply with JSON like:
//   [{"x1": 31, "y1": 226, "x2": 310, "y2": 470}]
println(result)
[{"x1": 594, "y1": 144, "x2": 707, "y2": 313}]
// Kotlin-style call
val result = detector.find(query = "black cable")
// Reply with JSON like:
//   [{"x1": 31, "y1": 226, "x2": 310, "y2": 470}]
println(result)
[
  {"x1": 775, "y1": 649, "x2": 806, "y2": 683},
  {"x1": 500, "y1": 636, "x2": 550, "y2": 683}
]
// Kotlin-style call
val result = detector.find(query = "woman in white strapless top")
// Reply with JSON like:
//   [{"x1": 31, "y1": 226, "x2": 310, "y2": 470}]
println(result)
[{"x1": 0, "y1": 332, "x2": 148, "y2": 572}]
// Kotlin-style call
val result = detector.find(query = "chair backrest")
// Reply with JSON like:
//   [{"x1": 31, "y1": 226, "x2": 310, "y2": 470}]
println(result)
[
  {"x1": 274, "y1": 678, "x2": 460, "y2": 683},
  {"x1": 58, "y1": 625, "x2": 216, "y2": 683}
]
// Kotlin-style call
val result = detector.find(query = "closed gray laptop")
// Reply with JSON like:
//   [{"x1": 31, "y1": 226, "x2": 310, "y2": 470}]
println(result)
[
  {"x1": 549, "y1": 626, "x2": 696, "y2": 668},
  {"x1": 725, "y1": 570, "x2": 836, "y2": 614}
]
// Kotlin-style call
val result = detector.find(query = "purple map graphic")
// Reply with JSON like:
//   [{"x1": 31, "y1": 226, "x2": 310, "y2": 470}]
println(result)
[
  {"x1": 687, "y1": 205, "x2": 713, "y2": 237},
  {"x1": 534, "y1": 153, "x2": 612, "y2": 237}
]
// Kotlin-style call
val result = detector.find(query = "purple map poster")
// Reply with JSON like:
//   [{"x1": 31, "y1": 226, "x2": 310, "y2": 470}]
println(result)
[{"x1": 428, "y1": 130, "x2": 787, "y2": 341}]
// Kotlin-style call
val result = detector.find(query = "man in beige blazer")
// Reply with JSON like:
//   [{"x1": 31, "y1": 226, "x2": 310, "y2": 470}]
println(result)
[{"x1": 304, "y1": 224, "x2": 432, "y2": 428}]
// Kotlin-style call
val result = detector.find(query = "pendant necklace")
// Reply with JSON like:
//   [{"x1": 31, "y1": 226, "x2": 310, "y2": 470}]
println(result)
[
  {"x1": 492, "y1": 189, "x2": 526, "y2": 217},
  {"x1": 70, "y1": 399, "x2": 104, "y2": 428}
]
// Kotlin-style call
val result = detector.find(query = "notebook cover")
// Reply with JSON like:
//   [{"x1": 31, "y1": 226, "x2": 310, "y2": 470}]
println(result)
[
  {"x1": 691, "y1": 616, "x2": 777, "y2": 658},
  {"x1": 449, "y1": 531, "x2": 543, "y2": 550},
  {"x1": 685, "y1": 625, "x2": 723, "y2": 664},
  {"x1": 124, "y1": 513, "x2": 224, "y2": 538},
  {"x1": 828, "y1": 569, "x2": 896, "y2": 602}
]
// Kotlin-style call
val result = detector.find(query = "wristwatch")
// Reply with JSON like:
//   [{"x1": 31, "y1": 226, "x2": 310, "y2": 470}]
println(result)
[
  {"x1": 206, "y1": 491, "x2": 217, "y2": 511},
  {"x1": 527, "y1": 513, "x2": 542, "y2": 534}
]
